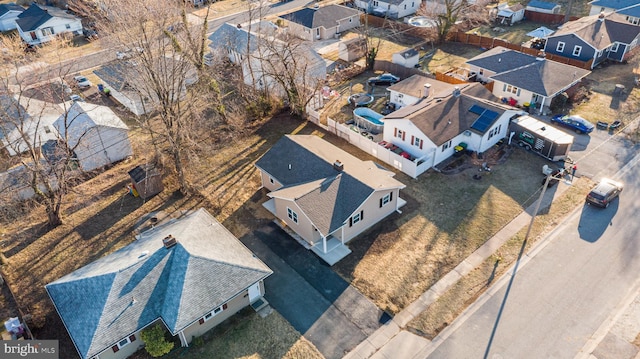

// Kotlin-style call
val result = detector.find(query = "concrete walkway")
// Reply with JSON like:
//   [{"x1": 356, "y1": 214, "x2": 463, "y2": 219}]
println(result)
[{"x1": 344, "y1": 176, "x2": 576, "y2": 359}]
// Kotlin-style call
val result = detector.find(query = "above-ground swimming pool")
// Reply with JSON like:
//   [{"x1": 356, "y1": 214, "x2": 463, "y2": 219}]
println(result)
[
  {"x1": 353, "y1": 107, "x2": 384, "y2": 133},
  {"x1": 408, "y1": 16, "x2": 437, "y2": 27}
]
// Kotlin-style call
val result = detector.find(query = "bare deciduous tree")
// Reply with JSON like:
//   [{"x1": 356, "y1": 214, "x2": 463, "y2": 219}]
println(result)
[
  {"x1": 419, "y1": 0, "x2": 490, "y2": 43},
  {"x1": 74, "y1": 0, "x2": 220, "y2": 195},
  {"x1": 0, "y1": 35, "x2": 91, "y2": 227}
]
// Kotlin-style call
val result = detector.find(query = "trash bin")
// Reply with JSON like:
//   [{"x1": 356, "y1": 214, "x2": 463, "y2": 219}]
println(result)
[{"x1": 97, "y1": 83, "x2": 104, "y2": 92}]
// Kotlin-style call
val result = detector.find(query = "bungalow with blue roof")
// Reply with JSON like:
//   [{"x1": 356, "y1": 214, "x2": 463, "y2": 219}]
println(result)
[
  {"x1": 15, "y1": 4, "x2": 81, "y2": 45},
  {"x1": 543, "y1": 12, "x2": 640, "y2": 68},
  {"x1": 589, "y1": 0, "x2": 640, "y2": 25},
  {"x1": 0, "y1": 3, "x2": 23, "y2": 31},
  {"x1": 255, "y1": 135, "x2": 406, "y2": 265},
  {"x1": 278, "y1": 4, "x2": 360, "y2": 42},
  {"x1": 525, "y1": 0, "x2": 561, "y2": 14},
  {"x1": 46, "y1": 208, "x2": 272, "y2": 359}
]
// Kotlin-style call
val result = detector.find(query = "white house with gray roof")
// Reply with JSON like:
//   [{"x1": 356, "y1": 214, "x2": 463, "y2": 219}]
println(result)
[
  {"x1": 386, "y1": 74, "x2": 455, "y2": 109},
  {"x1": 354, "y1": 0, "x2": 419, "y2": 19},
  {"x1": 277, "y1": 4, "x2": 360, "y2": 42},
  {"x1": 0, "y1": 3, "x2": 24, "y2": 31},
  {"x1": 46, "y1": 208, "x2": 272, "y2": 359},
  {"x1": 15, "y1": 4, "x2": 82, "y2": 45},
  {"x1": 466, "y1": 47, "x2": 590, "y2": 113},
  {"x1": 255, "y1": 135, "x2": 406, "y2": 265}
]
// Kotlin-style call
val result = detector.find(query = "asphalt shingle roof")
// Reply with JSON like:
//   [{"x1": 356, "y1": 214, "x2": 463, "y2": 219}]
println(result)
[
  {"x1": 526, "y1": 0, "x2": 559, "y2": 10},
  {"x1": 384, "y1": 83, "x2": 509, "y2": 146},
  {"x1": 0, "y1": 3, "x2": 23, "y2": 17},
  {"x1": 552, "y1": 12, "x2": 640, "y2": 48},
  {"x1": 465, "y1": 46, "x2": 539, "y2": 74},
  {"x1": 256, "y1": 135, "x2": 404, "y2": 235},
  {"x1": 387, "y1": 74, "x2": 455, "y2": 99},
  {"x1": 490, "y1": 59, "x2": 591, "y2": 96},
  {"x1": 46, "y1": 208, "x2": 272, "y2": 359},
  {"x1": 278, "y1": 4, "x2": 359, "y2": 29},
  {"x1": 589, "y1": 0, "x2": 638, "y2": 9},
  {"x1": 208, "y1": 22, "x2": 261, "y2": 55}
]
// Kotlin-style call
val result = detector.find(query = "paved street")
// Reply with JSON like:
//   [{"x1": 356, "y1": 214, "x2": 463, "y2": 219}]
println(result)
[{"x1": 423, "y1": 146, "x2": 640, "y2": 358}]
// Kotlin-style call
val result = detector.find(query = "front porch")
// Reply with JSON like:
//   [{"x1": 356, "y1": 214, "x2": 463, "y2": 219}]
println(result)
[{"x1": 263, "y1": 199, "x2": 352, "y2": 266}]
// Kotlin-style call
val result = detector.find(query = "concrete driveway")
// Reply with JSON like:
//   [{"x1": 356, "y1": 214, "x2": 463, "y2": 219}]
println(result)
[{"x1": 239, "y1": 222, "x2": 385, "y2": 359}]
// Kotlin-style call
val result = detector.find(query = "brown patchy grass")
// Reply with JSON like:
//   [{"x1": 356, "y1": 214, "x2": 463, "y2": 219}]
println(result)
[
  {"x1": 409, "y1": 177, "x2": 593, "y2": 338},
  {"x1": 0, "y1": 114, "x2": 323, "y2": 359},
  {"x1": 333, "y1": 149, "x2": 553, "y2": 314},
  {"x1": 423, "y1": 42, "x2": 483, "y2": 73},
  {"x1": 468, "y1": 21, "x2": 553, "y2": 46}
]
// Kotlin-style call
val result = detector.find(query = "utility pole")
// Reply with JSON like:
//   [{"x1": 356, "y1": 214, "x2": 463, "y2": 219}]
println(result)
[{"x1": 524, "y1": 173, "x2": 553, "y2": 241}]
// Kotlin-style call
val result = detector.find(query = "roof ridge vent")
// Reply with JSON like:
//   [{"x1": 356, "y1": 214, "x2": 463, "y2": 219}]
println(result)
[{"x1": 163, "y1": 234, "x2": 177, "y2": 249}]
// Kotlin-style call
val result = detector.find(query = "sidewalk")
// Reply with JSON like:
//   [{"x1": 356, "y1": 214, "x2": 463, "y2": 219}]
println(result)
[{"x1": 344, "y1": 176, "x2": 576, "y2": 359}]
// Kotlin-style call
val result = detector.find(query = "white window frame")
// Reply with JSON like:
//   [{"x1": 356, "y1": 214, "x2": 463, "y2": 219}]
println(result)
[
  {"x1": 203, "y1": 306, "x2": 223, "y2": 322},
  {"x1": 41, "y1": 27, "x2": 53, "y2": 36},
  {"x1": 65, "y1": 23, "x2": 71, "y2": 29},
  {"x1": 556, "y1": 41, "x2": 565, "y2": 52},
  {"x1": 381, "y1": 193, "x2": 391, "y2": 206},
  {"x1": 117, "y1": 337, "x2": 131, "y2": 349},
  {"x1": 413, "y1": 137, "x2": 422, "y2": 147},
  {"x1": 442, "y1": 140, "x2": 452, "y2": 151},
  {"x1": 396, "y1": 129, "x2": 404, "y2": 139},
  {"x1": 505, "y1": 84, "x2": 519, "y2": 95},
  {"x1": 351, "y1": 212, "x2": 361, "y2": 225},
  {"x1": 287, "y1": 207, "x2": 298, "y2": 223},
  {"x1": 572, "y1": 45, "x2": 582, "y2": 57},
  {"x1": 610, "y1": 43, "x2": 619, "y2": 52}
]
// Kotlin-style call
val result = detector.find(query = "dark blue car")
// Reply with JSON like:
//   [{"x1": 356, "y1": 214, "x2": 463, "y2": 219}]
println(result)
[{"x1": 551, "y1": 114, "x2": 595, "y2": 134}]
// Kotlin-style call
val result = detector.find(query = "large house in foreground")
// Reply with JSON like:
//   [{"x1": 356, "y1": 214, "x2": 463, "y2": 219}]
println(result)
[
  {"x1": 255, "y1": 135, "x2": 406, "y2": 265},
  {"x1": 46, "y1": 208, "x2": 272, "y2": 359}
]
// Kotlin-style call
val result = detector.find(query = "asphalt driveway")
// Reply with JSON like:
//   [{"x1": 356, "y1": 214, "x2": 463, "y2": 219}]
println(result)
[{"x1": 240, "y1": 222, "x2": 384, "y2": 359}]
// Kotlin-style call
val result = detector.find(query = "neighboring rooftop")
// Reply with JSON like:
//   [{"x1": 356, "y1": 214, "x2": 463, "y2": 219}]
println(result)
[
  {"x1": 46, "y1": 208, "x2": 272, "y2": 359},
  {"x1": 387, "y1": 74, "x2": 456, "y2": 99},
  {"x1": 491, "y1": 59, "x2": 591, "y2": 96},
  {"x1": 278, "y1": 4, "x2": 359, "y2": 29},
  {"x1": 466, "y1": 46, "x2": 539, "y2": 74},
  {"x1": 526, "y1": 0, "x2": 560, "y2": 10},
  {"x1": 16, "y1": 4, "x2": 76, "y2": 32},
  {"x1": 553, "y1": 12, "x2": 640, "y2": 49}
]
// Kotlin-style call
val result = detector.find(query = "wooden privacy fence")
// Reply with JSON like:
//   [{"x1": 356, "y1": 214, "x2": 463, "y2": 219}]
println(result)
[
  {"x1": 523, "y1": 11, "x2": 578, "y2": 25},
  {"x1": 373, "y1": 60, "x2": 430, "y2": 79},
  {"x1": 450, "y1": 31, "x2": 593, "y2": 70}
]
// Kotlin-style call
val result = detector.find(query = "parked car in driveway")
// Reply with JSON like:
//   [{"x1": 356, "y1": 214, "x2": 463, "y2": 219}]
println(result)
[
  {"x1": 586, "y1": 178, "x2": 623, "y2": 208},
  {"x1": 73, "y1": 76, "x2": 92, "y2": 88},
  {"x1": 551, "y1": 114, "x2": 595, "y2": 134},
  {"x1": 368, "y1": 73, "x2": 400, "y2": 86}
]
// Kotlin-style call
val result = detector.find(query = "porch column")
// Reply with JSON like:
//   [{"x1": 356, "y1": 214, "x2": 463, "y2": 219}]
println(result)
[
  {"x1": 538, "y1": 96, "x2": 546, "y2": 115},
  {"x1": 322, "y1": 235, "x2": 327, "y2": 253},
  {"x1": 179, "y1": 331, "x2": 188, "y2": 347},
  {"x1": 341, "y1": 227, "x2": 345, "y2": 245}
]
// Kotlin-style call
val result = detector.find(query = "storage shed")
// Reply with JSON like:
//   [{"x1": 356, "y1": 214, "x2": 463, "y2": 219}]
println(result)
[
  {"x1": 496, "y1": 3, "x2": 525, "y2": 25},
  {"x1": 128, "y1": 163, "x2": 164, "y2": 199},
  {"x1": 525, "y1": 0, "x2": 560, "y2": 14},
  {"x1": 53, "y1": 102, "x2": 133, "y2": 172},
  {"x1": 392, "y1": 48, "x2": 419, "y2": 68},
  {"x1": 339, "y1": 38, "x2": 366, "y2": 62}
]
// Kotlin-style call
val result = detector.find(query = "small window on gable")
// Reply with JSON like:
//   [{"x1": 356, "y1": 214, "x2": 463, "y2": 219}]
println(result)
[
  {"x1": 269, "y1": 177, "x2": 274, "y2": 184},
  {"x1": 556, "y1": 42, "x2": 565, "y2": 52},
  {"x1": 573, "y1": 45, "x2": 582, "y2": 57},
  {"x1": 65, "y1": 24, "x2": 71, "y2": 29},
  {"x1": 349, "y1": 17, "x2": 352, "y2": 23},
  {"x1": 287, "y1": 207, "x2": 298, "y2": 223}
]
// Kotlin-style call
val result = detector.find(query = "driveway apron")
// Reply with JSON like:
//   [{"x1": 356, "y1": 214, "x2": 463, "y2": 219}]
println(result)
[{"x1": 240, "y1": 222, "x2": 383, "y2": 359}]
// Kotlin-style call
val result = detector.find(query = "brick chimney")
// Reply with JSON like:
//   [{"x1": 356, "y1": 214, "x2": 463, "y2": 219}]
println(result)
[
  {"x1": 333, "y1": 160, "x2": 344, "y2": 172},
  {"x1": 162, "y1": 234, "x2": 177, "y2": 249}
]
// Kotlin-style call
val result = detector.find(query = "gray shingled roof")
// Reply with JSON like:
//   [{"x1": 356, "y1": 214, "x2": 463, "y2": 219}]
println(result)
[
  {"x1": 384, "y1": 83, "x2": 509, "y2": 146},
  {"x1": 46, "y1": 208, "x2": 272, "y2": 359},
  {"x1": 490, "y1": 59, "x2": 590, "y2": 96},
  {"x1": 465, "y1": 46, "x2": 538, "y2": 74},
  {"x1": 552, "y1": 12, "x2": 640, "y2": 48},
  {"x1": 208, "y1": 22, "x2": 262, "y2": 55},
  {"x1": 16, "y1": 4, "x2": 76, "y2": 32},
  {"x1": 278, "y1": 4, "x2": 359, "y2": 29},
  {"x1": 256, "y1": 135, "x2": 404, "y2": 236},
  {"x1": 0, "y1": 3, "x2": 23, "y2": 17},
  {"x1": 387, "y1": 74, "x2": 455, "y2": 99}
]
